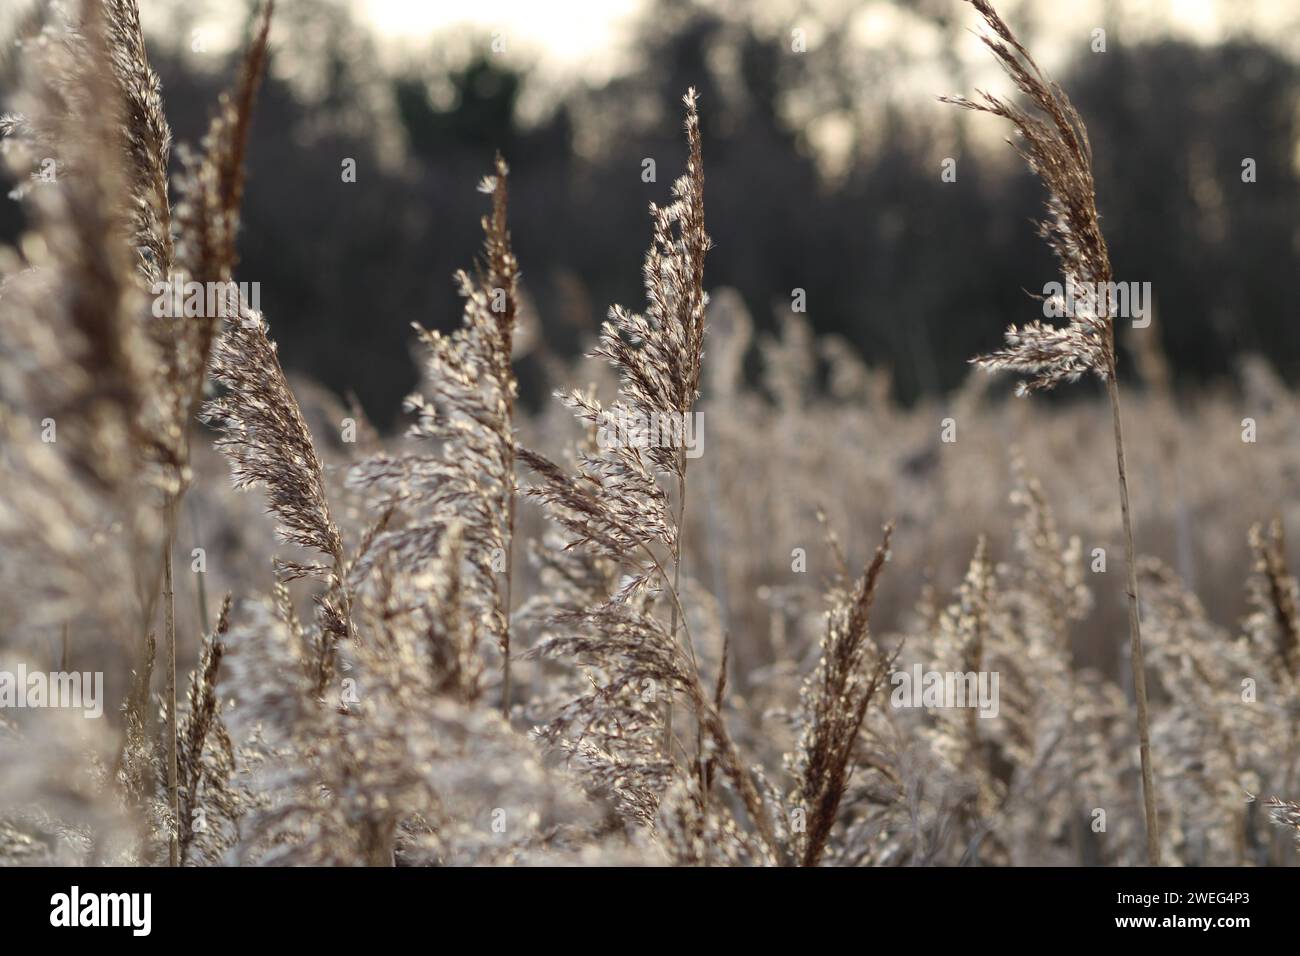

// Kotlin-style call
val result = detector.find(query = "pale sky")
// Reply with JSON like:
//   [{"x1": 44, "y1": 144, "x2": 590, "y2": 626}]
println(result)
[
  {"x1": 353, "y1": 0, "x2": 1295, "y2": 72},
  {"x1": 363, "y1": 0, "x2": 642, "y2": 63},
  {"x1": 0, "y1": 1, "x2": 1255, "y2": 77},
  {"x1": 4, "y1": 0, "x2": 1292, "y2": 86}
]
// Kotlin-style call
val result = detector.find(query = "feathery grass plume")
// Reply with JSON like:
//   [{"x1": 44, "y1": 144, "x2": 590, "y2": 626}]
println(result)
[
  {"x1": 522, "y1": 91, "x2": 781, "y2": 859},
  {"x1": 103, "y1": 0, "x2": 173, "y2": 282},
  {"x1": 940, "y1": 3, "x2": 1110, "y2": 396},
  {"x1": 202, "y1": 298, "x2": 352, "y2": 674},
  {"x1": 171, "y1": 1, "x2": 273, "y2": 417},
  {"x1": 480, "y1": 156, "x2": 522, "y2": 712},
  {"x1": 788, "y1": 522, "x2": 896, "y2": 867},
  {"x1": 174, "y1": 595, "x2": 239, "y2": 865},
  {"x1": 526, "y1": 87, "x2": 706, "y2": 662},
  {"x1": 594, "y1": 87, "x2": 707, "y2": 745},
  {"x1": 942, "y1": 0, "x2": 1161, "y2": 865},
  {"x1": 595, "y1": 91, "x2": 709, "y2": 432},
  {"x1": 348, "y1": 155, "x2": 520, "y2": 713}
]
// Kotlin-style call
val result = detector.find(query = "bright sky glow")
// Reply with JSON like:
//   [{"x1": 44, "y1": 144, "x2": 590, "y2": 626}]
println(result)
[{"x1": 361, "y1": 0, "x2": 642, "y2": 75}]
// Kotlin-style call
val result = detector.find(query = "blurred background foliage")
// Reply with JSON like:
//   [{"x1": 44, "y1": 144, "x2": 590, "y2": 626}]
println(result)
[{"x1": 3, "y1": 0, "x2": 1297, "y2": 427}]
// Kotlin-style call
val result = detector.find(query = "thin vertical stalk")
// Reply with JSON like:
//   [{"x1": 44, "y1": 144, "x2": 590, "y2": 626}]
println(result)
[
  {"x1": 486, "y1": 154, "x2": 519, "y2": 719},
  {"x1": 1104, "y1": 351, "x2": 1160, "y2": 866},
  {"x1": 662, "y1": 461, "x2": 687, "y2": 754},
  {"x1": 162, "y1": 506, "x2": 179, "y2": 867},
  {"x1": 501, "y1": 487, "x2": 515, "y2": 716},
  {"x1": 189, "y1": 496, "x2": 209, "y2": 632}
]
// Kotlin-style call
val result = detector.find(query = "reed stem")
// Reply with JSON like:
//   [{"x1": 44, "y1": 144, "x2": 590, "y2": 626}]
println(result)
[{"x1": 1104, "y1": 352, "x2": 1160, "y2": 866}]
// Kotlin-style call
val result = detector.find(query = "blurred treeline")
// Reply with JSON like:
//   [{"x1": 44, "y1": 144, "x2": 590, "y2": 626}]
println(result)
[{"x1": 3, "y1": 0, "x2": 1298, "y2": 427}]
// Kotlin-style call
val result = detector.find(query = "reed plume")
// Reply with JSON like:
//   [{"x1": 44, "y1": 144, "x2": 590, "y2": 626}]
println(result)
[
  {"x1": 349, "y1": 155, "x2": 520, "y2": 714},
  {"x1": 789, "y1": 522, "x2": 896, "y2": 866},
  {"x1": 942, "y1": 0, "x2": 1161, "y2": 865},
  {"x1": 522, "y1": 90, "x2": 781, "y2": 859},
  {"x1": 202, "y1": 297, "x2": 352, "y2": 676}
]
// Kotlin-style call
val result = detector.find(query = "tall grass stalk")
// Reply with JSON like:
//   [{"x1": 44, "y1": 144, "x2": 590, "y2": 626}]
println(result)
[
  {"x1": 1104, "y1": 354, "x2": 1159, "y2": 865},
  {"x1": 943, "y1": 0, "x2": 1160, "y2": 863}
]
